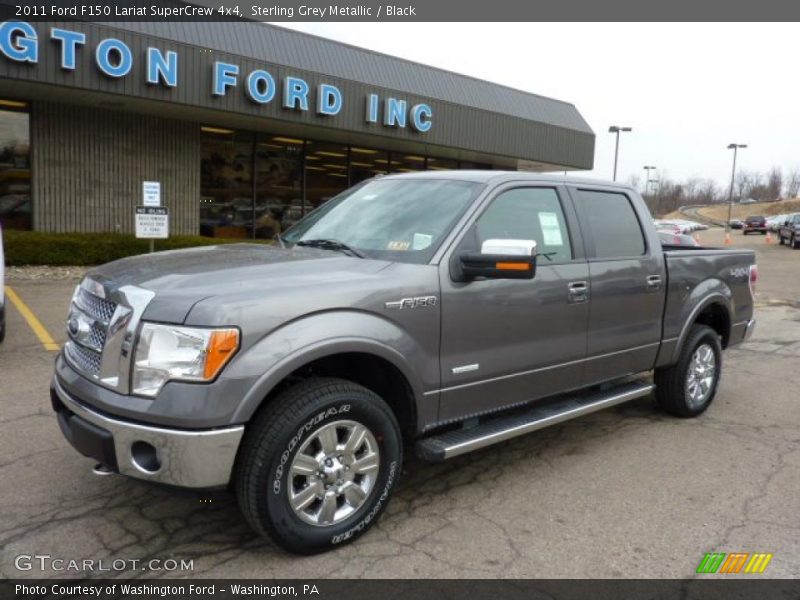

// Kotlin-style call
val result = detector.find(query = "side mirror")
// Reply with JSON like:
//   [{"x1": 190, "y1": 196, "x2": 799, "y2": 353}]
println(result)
[{"x1": 455, "y1": 239, "x2": 537, "y2": 281}]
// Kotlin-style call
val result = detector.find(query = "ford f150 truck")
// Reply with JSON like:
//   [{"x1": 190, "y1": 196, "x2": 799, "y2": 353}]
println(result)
[{"x1": 52, "y1": 172, "x2": 757, "y2": 554}]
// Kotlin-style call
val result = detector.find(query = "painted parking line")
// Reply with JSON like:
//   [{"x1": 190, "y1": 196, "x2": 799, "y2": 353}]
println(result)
[{"x1": 5, "y1": 286, "x2": 60, "y2": 351}]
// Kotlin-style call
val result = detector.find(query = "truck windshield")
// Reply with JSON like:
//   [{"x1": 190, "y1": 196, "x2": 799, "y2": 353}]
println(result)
[{"x1": 282, "y1": 178, "x2": 483, "y2": 263}]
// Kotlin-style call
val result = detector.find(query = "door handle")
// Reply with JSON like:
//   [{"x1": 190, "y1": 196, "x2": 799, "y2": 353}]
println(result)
[
  {"x1": 567, "y1": 281, "x2": 589, "y2": 303},
  {"x1": 646, "y1": 275, "x2": 662, "y2": 291}
]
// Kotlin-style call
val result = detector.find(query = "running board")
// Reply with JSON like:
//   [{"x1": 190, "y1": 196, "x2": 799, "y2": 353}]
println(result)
[{"x1": 416, "y1": 381, "x2": 654, "y2": 462}]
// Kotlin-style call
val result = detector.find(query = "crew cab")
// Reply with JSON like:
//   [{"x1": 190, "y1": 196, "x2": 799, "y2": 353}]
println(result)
[
  {"x1": 778, "y1": 213, "x2": 800, "y2": 248},
  {"x1": 51, "y1": 172, "x2": 757, "y2": 554}
]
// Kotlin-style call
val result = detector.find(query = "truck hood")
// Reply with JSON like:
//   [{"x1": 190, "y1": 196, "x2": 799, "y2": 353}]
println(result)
[{"x1": 88, "y1": 244, "x2": 391, "y2": 323}]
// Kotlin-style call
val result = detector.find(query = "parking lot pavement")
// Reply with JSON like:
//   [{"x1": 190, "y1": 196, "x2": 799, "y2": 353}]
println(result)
[{"x1": 0, "y1": 237, "x2": 797, "y2": 579}]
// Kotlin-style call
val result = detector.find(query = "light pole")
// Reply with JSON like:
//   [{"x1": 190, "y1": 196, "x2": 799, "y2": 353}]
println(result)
[
  {"x1": 649, "y1": 179, "x2": 661, "y2": 215},
  {"x1": 726, "y1": 143, "x2": 747, "y2": 231},
  {"x1": 609, "y1": 125, "x2": 632, "y2": 181},
  {"x1": 643, "y1": 165, "x2": 656, "y2": 193}
]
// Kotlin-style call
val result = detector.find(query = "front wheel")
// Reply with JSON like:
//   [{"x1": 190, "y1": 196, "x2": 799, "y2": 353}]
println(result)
[
  {"x1": 235, "y1": 378, "x2": 402, "y2": 554},
  {"x1": 654, "y1": 324, "x2": 722, "y2": 418}
]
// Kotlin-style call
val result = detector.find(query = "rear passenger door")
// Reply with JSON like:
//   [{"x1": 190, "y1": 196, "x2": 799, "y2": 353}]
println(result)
[{"x1": 569, "y1": 187, "x2": 666, "y2": 384}]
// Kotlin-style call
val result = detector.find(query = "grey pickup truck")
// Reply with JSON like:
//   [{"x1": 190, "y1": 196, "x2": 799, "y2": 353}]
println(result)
[{"x1": 52, "y1": 172, "x2": 757, "y2": 554}]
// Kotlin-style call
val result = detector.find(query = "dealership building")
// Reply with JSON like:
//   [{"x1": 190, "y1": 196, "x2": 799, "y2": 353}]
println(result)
[{"x1": 0, "y1": 19, "x2": 594, "y2": 238}]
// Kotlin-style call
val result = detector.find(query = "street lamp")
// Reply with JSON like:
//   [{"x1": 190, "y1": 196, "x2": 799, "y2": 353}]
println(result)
[
  {"x1": 609, "y1": 125, "x2": 632, "y2": 181},
  {"x1": 643, "y1": 165, "x2": 656, "y2": 193},
  {"x1": 726, "y1": 143, "x2": 747, "y2": 231}
]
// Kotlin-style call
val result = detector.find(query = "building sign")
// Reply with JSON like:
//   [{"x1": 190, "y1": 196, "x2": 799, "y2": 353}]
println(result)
[
  {"x1": 0, "y1": 20, "x2": 433, "y2": 133},
  {"x1": 135, "y1": 206, "x2": 169, "y2": 239},
  {"x1": 142, "y1": 181, "x2": 161, "y2": 207}
]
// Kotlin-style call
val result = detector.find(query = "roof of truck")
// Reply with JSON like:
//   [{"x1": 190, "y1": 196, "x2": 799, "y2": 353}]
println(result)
[{"x1": 380, "y1": 170, "x2": 635, "y2": 190}]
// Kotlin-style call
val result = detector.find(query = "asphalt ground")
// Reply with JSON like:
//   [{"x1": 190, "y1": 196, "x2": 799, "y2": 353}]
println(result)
[{"x1": 0, "y1": 227, "x2": 797, "y2": 578}]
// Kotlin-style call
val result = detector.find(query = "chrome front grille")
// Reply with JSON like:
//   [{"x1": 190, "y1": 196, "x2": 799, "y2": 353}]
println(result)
[
  {"x1": 65, "y1": 284, "x2": 119, "y2": 380},
  {"x1": 65, "y1": 342, "x2": 103, "y2": 376},
  {"x1": 63, "y1": 278, "x2": 155, "y2": 394},
  {"x1": 75, "y1": 287, "x2": 117, "y2": 322}
]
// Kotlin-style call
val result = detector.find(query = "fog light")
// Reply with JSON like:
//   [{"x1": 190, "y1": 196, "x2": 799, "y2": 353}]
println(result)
[{"x1": 130, "y1": 441, "x2": 160, "y2": 473}]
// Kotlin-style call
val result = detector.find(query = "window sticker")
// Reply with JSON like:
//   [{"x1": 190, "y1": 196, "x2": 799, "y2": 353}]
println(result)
[
  {"x1": 412, "y1": 233, "x2": 433, "y2": 250},
  {"x1": 387, "y1": 240, "x2": 410, "y2": 251},
  {"x1": 539, "y1": 212, "x2": 564, "y2": 246}
]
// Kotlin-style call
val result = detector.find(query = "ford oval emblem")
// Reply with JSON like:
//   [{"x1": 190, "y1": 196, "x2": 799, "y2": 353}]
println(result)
[{"x1": 67, "y1": 318, "x2": 79, "y2": 336}]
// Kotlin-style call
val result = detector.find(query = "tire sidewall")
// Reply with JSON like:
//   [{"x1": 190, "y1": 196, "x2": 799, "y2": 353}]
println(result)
[
  {"x1": 678, "y1": 328, "x2": 722, "y2": 416},
  {"x1": 260, "y1": 390, "x2": 401, "y2": 552}
]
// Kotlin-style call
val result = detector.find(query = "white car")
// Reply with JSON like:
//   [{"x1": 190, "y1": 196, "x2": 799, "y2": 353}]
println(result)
[{"x1": 0, "y1": 222, "x2": 5, "y2": 343}]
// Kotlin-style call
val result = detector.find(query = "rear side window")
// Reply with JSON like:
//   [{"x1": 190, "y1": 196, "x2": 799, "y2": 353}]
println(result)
[
  {"x1": 474, "y1": 187, "x2": 573, "y2": 262},
  {"x1": 575, "y1": 190, "x2": 646, "y2": 258}
]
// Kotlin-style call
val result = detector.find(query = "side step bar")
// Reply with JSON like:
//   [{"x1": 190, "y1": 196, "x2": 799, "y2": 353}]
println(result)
[{"x1": 416, "y1": 381, "x2": 654, "y2": 462}]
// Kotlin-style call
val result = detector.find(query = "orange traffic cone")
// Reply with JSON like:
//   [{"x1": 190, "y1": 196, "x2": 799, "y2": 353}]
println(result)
[
  {"x1": 724, "y1": 232, "x2": 731, "y2": 245},
  {"x1": 766, "y1": 231, "x2": 773, "y2": 244}
]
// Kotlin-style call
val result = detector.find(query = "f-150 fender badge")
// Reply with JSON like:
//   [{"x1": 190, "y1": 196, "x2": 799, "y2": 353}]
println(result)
[{"x1": 385, "y1": 296, "x2": 438, "y2": 310}]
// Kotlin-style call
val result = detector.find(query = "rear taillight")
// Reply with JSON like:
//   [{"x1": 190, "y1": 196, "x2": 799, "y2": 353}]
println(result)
[{"x1": 749, "y1": 264, "x2": 758, "y2": 298}]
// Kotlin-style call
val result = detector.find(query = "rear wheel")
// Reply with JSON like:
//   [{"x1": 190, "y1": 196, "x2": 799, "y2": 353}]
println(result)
[
  {"x1": 654, "y1": 325, "x2": 722, "y2": 418},
  {"x1": 235, "y1": 377, "x2": 402, "y2": 554},
  {"x1": 792, "y1": 234, "x2": 800, "y2": 249}
]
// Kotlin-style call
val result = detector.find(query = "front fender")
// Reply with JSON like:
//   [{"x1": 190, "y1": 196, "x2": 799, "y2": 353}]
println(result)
[{"x1": 223, "y1": 310, "x2": 435, "y2": 426}]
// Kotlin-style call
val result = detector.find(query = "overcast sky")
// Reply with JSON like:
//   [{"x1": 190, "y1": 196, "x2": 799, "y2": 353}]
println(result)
[{"x1": 279, "y1": 22, "x2": 799, "y2": 189}]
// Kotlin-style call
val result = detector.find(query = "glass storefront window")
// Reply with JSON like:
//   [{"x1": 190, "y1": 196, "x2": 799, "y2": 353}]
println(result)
[
  {"x1": 198, "y1": 127, "x2": 504, "y2": 238},
  {"x1": 254, "y1": 135, "x2": 304, "y2": 236},
  {"x1": 350, "y1": 146, "x2": 388, "y2": 184},
  {"x1": 426, "y1": 157, "x2": 459, "y2": 172},
  {"x1": 390, "y1": 153, "x2": 427, "y2": 174},
  {"x1": 0, "y1": 103, "x2": 31, "y2": 230},
  {"x1": 305, "y1": 140, "x2": 349, "y2": 212},
  {"x1": 200, "y1": 128, "x2": 254, "y2": 238}
]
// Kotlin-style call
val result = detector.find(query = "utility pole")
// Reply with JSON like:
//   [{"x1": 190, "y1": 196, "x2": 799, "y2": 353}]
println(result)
[{"x1": 726, "y1": 143, "x2": 747, "y2": 231}]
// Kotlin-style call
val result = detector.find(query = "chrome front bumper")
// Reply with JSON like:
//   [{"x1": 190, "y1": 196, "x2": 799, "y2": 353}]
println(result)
[{"x1": 52, "y1": 377, "x2": 244, "y2": 488}]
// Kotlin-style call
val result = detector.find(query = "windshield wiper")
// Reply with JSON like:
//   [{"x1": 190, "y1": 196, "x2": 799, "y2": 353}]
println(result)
[{"x1": 295, "y1": 238, "x2": 365, "y2": 258}]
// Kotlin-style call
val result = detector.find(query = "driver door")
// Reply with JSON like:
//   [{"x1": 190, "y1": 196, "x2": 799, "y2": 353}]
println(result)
[{"x1": 437, "y1": 184, "x2": 590, "y2": 423}]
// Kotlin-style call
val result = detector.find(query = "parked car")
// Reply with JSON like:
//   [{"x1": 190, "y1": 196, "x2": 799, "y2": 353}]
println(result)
[
  {"x1": 742, "y1": 215, "x2": 767, "y2": 235},
  {"x1": 778, "y1": 213, "x2": 800, "y2": 248},
  {"x1": 658, "y1": 231, "x2": 700, "y2": 247},
  {"x1": 52, "y1": 172, "x2": 757, "y2": 554},
  {"x1": 766, "y1": 215, "x2": 786, "y2": 232},
  {"x1": 0, "y1": 222, "x2": 4, "y2": 343},
  {"x1": 729, "y1": 219, "x2": 744, "y2": 230}
]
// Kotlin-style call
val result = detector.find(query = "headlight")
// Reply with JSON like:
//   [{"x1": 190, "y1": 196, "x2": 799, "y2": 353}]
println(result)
[{"x1": 132, "y1": 323, "x2": 240, "y2": 397}]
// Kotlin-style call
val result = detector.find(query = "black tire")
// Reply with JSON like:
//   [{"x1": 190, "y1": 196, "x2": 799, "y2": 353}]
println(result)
[
  {"x1": 779, "y1": 235, "x2": 784, "y2": 245},
  {"x1": 235, "y1": 377, "x2": 402, "y2": 554},
  {"x1": 793, "y1": 235, "x2": 800, "y2": 249},
  {"x1": 654, "y1": 324, "x2": 722, "y2": 418}
]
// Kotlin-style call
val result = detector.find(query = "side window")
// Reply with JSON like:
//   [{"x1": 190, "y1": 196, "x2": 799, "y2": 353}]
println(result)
[
  {"x1": 575, "y1": 190, "x2": 646, "y2": 258},
  {"x1": 474, "y1": 187, "x2": 573, "y2": 262}
]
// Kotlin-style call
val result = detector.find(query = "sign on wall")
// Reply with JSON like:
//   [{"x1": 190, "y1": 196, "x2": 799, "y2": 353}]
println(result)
[
  {"x1": 135, "y1": 206, "x2": 169, "y2": 239},
  {"x1": 0, "y1": 21, "x2": 434, "y2": 133},
  {"x1": 142, "y1": 181, "x2": 161, "y2": 207}
]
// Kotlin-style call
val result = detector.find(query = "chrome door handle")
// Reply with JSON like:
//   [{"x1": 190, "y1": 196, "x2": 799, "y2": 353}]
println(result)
[
  {"x1": 646, "y1": 275, "x2": 662, "y2": 291},
  {"x1": 567, "y1": 281, "x2": 589, "y2": 303}
]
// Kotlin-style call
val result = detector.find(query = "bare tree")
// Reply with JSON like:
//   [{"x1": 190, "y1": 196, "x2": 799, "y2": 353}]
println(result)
[
  {"x1": 767, "y1": 168, "x2": 783, "y2": 200},
  {"x1": 785, "y1": 168, "x2": 800, "y2": 199}
]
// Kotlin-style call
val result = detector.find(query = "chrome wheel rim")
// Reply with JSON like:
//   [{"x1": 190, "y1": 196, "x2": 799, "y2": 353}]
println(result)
[
  {"x1": 287, "y1": 419, "x2": 380, "y2": 527},
  {"x1": 686, "y1": 343, "x2": 716, "y2": 407}
]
